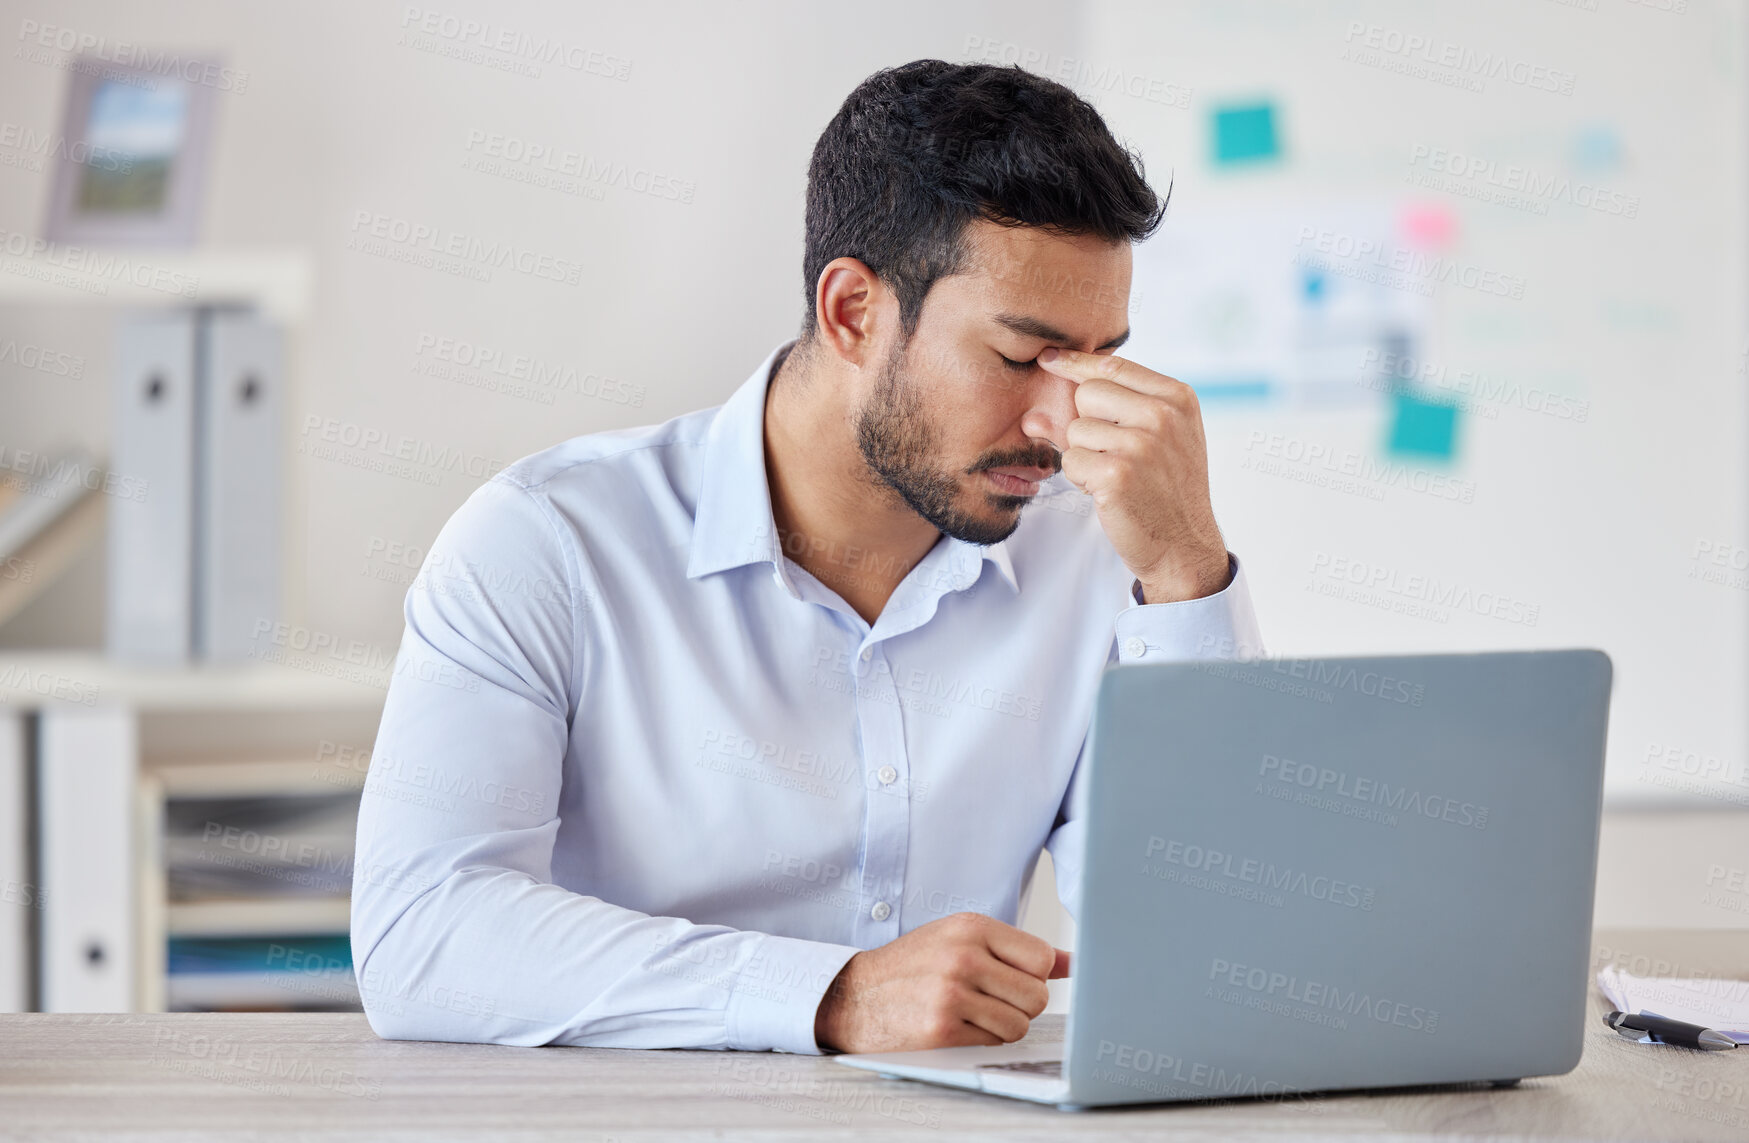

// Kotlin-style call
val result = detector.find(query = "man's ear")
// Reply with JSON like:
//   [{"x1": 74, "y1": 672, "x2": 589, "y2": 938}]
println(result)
[{"x1": 812, "y1": 257, "x2": 888, "y2": 371}]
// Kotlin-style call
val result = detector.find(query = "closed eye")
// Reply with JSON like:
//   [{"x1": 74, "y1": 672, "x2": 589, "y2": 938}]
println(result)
[{"x1": 998, "y1": 354, "x2": 1035, "y2": 372}]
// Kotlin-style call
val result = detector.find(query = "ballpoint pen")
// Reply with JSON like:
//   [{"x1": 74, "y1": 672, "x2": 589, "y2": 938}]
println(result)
[{"x1": 1603, "y1": 1009, "x2": 1738, "y2": 1051}]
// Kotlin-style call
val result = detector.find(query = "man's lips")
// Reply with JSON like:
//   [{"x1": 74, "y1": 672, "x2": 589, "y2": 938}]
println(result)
[{"x1": 982, "y1": 465, "x2": 1055, "y2": 495}]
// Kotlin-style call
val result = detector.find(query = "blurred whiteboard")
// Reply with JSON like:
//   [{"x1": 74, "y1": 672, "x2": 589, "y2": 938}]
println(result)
[{"x1": 1124, "y1": 202, "x2": 1434, "y2": 410}]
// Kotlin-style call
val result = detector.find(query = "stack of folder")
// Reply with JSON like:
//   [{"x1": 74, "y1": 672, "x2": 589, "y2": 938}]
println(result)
[
  {"x1": 161, "y1": 785, "x2": 360, "y2": 1012},
  {"x1": 167, "y1": 935, "x2": 356, "y2": 1012}
]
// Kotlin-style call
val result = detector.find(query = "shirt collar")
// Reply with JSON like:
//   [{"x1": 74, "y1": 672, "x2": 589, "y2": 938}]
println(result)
[{"x1": 686, "y1": 339, "x2": 1018, "y2": 596}]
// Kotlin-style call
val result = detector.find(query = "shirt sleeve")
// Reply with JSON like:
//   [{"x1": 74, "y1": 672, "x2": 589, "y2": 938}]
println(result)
[
  {"x1": 1043, "y1": 553, "x2": 1265, "y2": 919},
  {"x1": 350, "y1": 474, "x2": 860, "y2": 1055},
  {"x1": 1113, "y1": 553, "x2": 1266, "y2": 662}
]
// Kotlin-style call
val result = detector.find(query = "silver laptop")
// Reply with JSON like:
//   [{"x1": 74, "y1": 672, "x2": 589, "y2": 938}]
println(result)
[{"x1": 836, "y1": 650, "x2": 1613, "y2": 1109}]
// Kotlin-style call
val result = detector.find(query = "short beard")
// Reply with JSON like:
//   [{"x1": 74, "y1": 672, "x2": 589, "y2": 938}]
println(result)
[{"x1": 853, "y1": 338, "x2": 1058, "y2": 546}]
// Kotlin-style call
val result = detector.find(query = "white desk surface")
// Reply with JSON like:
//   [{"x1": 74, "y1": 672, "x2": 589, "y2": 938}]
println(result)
[{"x1": 3, "y1": 929, "x2": 1746, "y2": 1141}]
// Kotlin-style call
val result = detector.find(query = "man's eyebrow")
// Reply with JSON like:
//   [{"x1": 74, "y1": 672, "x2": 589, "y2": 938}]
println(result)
[{"x1": 992, "y1": 312, "x2": 1130, "y2": 351}]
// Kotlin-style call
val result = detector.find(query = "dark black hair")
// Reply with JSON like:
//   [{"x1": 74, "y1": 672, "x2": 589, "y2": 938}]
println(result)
[{"x1": 797, "y1": 59, "x2": 1168, "y2": 346}]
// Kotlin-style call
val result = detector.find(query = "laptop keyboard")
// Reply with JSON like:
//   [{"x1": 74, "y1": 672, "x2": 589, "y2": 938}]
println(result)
[{"x1": 976, "y1": 1059, "x2": 1063, "y2": 1077}]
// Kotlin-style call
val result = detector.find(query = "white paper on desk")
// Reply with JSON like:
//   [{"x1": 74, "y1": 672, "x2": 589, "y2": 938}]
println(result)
[{"x1": 1597, "y1": 965, "x2": 1749, "y2": 1044}]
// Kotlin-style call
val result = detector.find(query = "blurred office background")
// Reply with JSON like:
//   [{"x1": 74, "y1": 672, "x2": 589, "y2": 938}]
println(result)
[{"x1": 0, "y1": 0, "x2": 1743, "y2": 1014}]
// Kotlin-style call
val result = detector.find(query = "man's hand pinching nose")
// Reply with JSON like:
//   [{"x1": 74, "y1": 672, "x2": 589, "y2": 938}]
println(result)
[
  {"x1": 1036, "y1": 346, "x2": 1231, "y2": 604},
  {"x1": 813, "y1": 912, "x2": 1071, "y2": 1054}
]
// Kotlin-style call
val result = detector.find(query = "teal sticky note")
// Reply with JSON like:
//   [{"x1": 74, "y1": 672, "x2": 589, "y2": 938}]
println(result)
[
  {"x1": 1186, "y1": 377, "x2": 1272, "y2": 402},
  {"x1": 1387, "y1": 390, "x2": 1459, "y2": 459},
  {"x1": 1211, "y1": 103, "x2": 1280, "y2": 165},
  {"x1": 1573, "y1": 124, "x2": 1621, "y2": 173}
]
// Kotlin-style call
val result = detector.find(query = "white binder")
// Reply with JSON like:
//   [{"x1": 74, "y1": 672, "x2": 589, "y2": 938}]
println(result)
[
  {"x1": 107, "y1": 309, "x2": 283, "y2": 661},
  {"x1": 39, "y1": 706, "x2": 136, "y2": 1012},
  {"x1": 198, "y1": 312, "x2": 282, "y2": 660},
  {"x1": 0, "y1": 709, "x2": 29, "y2": 1012},
  {"x1": 107, "y1": 314, "x2": 197, "y2": 662}
]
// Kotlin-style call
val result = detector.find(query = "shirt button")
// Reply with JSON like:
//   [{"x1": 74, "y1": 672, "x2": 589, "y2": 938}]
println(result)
[
  {"x1": 870, "y1": 900, "x2": 892, "y2": 922},
  {"x1": 1123, "y1": 636, "x2": 1147, "y2": 658},
  {"x1": 877, "y1": 765, "x2": 898, "y2": 786},
  {"x1": 860, "y1": 647, "x2": 872, "y2": 661}
]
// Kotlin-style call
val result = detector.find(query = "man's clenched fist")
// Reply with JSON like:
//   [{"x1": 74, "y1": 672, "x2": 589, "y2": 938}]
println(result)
[{"x1": 813, "y1": 912, "x2": 1071, "y2": 1053}]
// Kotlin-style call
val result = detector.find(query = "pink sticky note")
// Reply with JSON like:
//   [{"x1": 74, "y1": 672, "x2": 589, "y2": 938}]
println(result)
[{"x1": 1401, "y1": 204, "x2": 1456, "y2": 249}]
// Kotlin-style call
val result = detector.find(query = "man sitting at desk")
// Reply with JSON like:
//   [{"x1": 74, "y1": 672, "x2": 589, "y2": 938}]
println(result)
[{"x1": 351, "y1": 59, "x2": 1261, "y2": 1056}]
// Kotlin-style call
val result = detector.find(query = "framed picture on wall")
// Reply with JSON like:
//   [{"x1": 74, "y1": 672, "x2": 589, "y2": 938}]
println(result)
[{"x1": 44, "y1": 56, "x2": 218, "y2": 246}]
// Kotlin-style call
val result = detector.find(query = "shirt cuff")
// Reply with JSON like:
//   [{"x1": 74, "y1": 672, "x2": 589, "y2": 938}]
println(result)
[
  {"x1": 1115, "y1": 553, "x2": 1265, "y2": 662},
  {"x1": 724, "y1": 932, "x2": 862, "y2": 1054}
]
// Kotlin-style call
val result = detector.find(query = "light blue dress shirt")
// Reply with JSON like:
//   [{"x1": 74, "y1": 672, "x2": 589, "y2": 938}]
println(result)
[{"x1": 351, "y1": 339, "x2": 1263, "y2": 1054}]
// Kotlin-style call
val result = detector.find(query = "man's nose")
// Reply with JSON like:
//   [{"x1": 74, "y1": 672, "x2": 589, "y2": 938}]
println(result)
[{"x1": 1018, "y1": 366, "x2": 1078, "y2": 454}]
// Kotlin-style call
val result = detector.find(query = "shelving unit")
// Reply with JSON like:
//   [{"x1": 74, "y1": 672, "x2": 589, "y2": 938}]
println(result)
[
  {"x1": 0, "y1": 247, "x2": 313, "y2": 323},
  {"x1": 146, "y1": 757, "x2": 364, "y2": 1012},
  {"x1": 0, "y1": 651, "x2": 382, "y2": 1012},
  {"x1": 0, "y1": 242, "x2": 342, "y2": 1012}
]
